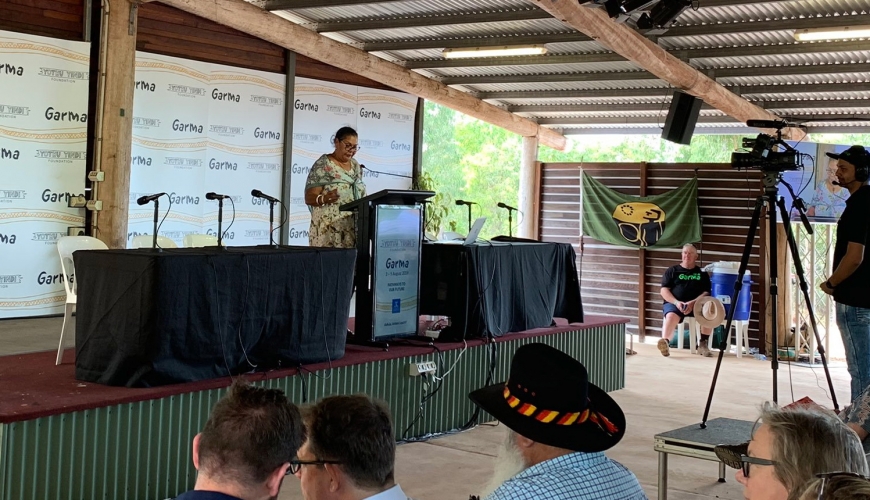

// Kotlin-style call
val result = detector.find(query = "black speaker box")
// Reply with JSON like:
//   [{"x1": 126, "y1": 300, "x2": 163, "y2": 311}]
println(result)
[{"x1": 661, "y1": 90, "x2": 702, "y2": 145}]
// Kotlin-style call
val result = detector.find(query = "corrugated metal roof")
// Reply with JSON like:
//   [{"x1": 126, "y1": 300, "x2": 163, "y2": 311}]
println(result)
[{"x1": 263, "y1": 0, "x2": 870, "y2": 132}]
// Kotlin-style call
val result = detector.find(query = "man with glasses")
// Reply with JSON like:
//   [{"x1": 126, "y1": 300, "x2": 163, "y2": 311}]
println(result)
[
  {"x1": 293, "y1": 394, "x2": 410, "y2": 500},
  {"x1": 177, "y1": 380, "x2": 305, "y2": 500},
  {"x1": 716, "y1": 403, "x2": 867, "y2": 500}
]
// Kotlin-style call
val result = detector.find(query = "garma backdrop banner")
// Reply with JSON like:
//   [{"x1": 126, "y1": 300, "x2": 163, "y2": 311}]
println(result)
[{"x1": 582, "y1": 172, "x2": 701, "y2": 249}]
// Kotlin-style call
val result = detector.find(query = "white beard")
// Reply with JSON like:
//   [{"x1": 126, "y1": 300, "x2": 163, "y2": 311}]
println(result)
[{"x1": 480, "y1": 429, "x2": 527, "y2": 499}]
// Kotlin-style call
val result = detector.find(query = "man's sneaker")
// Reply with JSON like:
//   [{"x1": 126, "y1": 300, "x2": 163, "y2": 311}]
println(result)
[
  {"x1": 698, "y1": 340, "x2": 713, "y2": 357},
  {"x1": 657, "y1": 338, "x2": 670, "y2": 357}
]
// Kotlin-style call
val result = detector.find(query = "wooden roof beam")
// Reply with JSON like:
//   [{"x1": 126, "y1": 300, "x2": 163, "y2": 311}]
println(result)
[
  {"x1": 157, "y1": 0, "x2": 566, "y2": 150},
  {"x1": 530, "y1": 0, "x2": 870, "y2": 137},
  {"x1": 314, "y1": 9, "x2": 552, "y2": 33},
  {"x1": 509, "y1": 99, "x2": 870, "y2": 114}
]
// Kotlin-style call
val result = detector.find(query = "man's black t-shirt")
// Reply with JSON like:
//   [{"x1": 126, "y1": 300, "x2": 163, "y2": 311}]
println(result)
[
  {"x1": 833, "y1": 185, "x2": 870, "y2": 308},
  {"x1": 661, "y1": 265, "x2": 711, "y2": 304}
]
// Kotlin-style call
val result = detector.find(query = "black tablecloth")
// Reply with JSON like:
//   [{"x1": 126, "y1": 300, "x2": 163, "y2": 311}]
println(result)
[
  {"x1": 74, "y1": 246, "x2": 356, "y2": 387},
  {"x1": 420, "y1": 241, "x2": 582, "y2": 339}
]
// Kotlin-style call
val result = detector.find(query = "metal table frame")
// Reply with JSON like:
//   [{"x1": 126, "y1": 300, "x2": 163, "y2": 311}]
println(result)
[{"x1": 653, "y1": 417, "x2": 755, "y2": 500}]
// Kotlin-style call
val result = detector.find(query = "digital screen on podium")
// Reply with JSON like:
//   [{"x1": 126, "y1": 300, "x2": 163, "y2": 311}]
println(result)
[{"x1": 372, "y1": 205, "x2": 422, "y2": 339}]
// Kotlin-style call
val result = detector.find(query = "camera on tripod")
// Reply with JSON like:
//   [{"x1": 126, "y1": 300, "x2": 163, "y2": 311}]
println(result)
[{"x1": 730, "y1": 119, "x2": 802, "y2": 172}]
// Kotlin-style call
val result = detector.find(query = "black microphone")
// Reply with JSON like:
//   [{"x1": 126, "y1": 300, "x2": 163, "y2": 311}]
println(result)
[
  {"x1": 746, "y1": 119, "x2": 788, "y2": 129},
  {"x1": 251, "y1": 189, "x2": 279, "y2": 203},
  {"x1": 360, "y1": 164, "x2": 413, "y2": 180},
  {"x1": 497, "y1": 202, "x2": 517, "y2": 211},
  {"x1": 205, "y1": 192, "x2": 229, "y2": 200},
  {"x1": 832, "y1": 180, "x2": 841, "y2": 186},
  {"x1": 455, "y1": 199, "x2": 477, "y2": 206},
  {"x1": 137, "y1": 192, "x2": 165, "y2": 205}
]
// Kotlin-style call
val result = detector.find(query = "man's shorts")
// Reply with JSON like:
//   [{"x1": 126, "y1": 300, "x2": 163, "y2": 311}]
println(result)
[{"x1": 663, "y1": 302, "x2": 695, "y2": 320}]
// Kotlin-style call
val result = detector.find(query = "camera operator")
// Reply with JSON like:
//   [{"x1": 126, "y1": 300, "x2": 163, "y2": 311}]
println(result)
[{"x1": 819, "y1": 145, "x2": 870, "y2": 401}]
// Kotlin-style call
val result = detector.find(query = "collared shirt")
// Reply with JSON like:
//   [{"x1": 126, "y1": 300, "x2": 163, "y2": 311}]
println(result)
[
  {"x1": 484, "y1": 451, "x2": 647, "y2": 500},
  {"x1": 174, "y1": 491, "x2": 243, "y2": 500},
  {"x1": 366, "y1": 484, "x2": 411, "y2": 500}
]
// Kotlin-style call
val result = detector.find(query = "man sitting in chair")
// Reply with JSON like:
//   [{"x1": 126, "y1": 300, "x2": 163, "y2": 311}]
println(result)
[{"x1": 658, "y1": 243, "x2": 713, "y2": 357}]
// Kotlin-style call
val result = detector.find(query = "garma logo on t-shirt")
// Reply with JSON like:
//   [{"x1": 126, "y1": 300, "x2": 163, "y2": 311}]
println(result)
[{"x1": 678, "y1": 273, "x2": 702, "y2": 280}]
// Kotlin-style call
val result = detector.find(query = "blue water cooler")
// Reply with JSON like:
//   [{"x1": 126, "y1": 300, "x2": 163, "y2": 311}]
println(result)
[{"x1": 710, "y1": 264, "x2": 753, "y2": 320}]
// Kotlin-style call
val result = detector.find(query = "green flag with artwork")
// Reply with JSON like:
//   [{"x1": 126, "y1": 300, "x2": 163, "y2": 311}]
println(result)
[{"x1": 582, "y1": 172, "x2": 701, "y2": 248}]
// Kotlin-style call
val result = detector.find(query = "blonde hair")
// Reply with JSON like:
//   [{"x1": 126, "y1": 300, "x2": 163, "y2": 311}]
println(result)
[
  {"x1": 756, "y1": 402, "x2": 869, "y2": 500},
  {"x1": 795, "y1": 475, "x2": 870, "y2": 500}
]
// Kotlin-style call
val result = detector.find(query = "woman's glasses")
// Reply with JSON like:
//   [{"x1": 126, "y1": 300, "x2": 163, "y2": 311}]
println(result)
[
  {"x1": 815, "y1": 472, "x2": 870, "y2": 500},
  {"x1": 739, "y1": 455, "x2": 778, "y2": 478},
  {"x1": 341, "y1": 141, "x2": 361, "y2": 153},
  {"x1": 287, "y1": 458, "x2": 343, "y2": 474}
]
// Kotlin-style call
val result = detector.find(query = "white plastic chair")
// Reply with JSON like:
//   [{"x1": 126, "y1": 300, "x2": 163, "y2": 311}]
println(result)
[
  {"x1": 131, "y1": 235, "x2": 178, "y2": 249},
  {"x1": 183, "y1": 234, "x2": 218, "y2": 248},
  {"x1": 677, "y1": 317, "x2": 701, "y2": 353},
  {"x1": 724, "y1": 319, "x2": 751, "y2": 358},
  {"x1": 56, "y1": 236, "x2": 108, "y2": 365}
]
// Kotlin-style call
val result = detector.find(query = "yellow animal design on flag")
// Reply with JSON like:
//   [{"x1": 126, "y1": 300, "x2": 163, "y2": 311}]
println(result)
[{"x1": 611, "y1": 202, "x2": 666, "y2": 247}]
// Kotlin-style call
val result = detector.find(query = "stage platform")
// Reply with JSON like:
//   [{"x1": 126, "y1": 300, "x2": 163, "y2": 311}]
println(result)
[{"x1": 0, "y1": 316, "x2": 627, "y2": 500}]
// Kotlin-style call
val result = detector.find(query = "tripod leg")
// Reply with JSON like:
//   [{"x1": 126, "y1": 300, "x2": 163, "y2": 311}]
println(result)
[
  {"x1": 776, "y1": 198, "x2": 839, "y2": 410},
  {"x1": 701, "y1": 196, "x2": 764, "y2": 427},
  {"x1": 768, "y1": 193, "x2": 779, "y2": 403}
]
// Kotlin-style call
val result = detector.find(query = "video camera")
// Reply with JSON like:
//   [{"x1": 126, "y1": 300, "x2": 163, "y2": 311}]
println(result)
[{"x1": 731, "y1": 120, "x2": 802, "y2": 172}]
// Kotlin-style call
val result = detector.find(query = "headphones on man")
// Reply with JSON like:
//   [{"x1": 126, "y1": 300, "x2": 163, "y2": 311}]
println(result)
[{"x1": 856, "y1": 157, "x2": 869, "y2": 183}]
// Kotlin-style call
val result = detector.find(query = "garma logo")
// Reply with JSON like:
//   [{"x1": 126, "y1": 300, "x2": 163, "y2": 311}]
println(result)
[
  {"x1": 0, "y1": 233, "x2": 16, "y2": 244},
  {"x1": 207, "y1": 228, "x2": 234, "y2": 239},
  {"x1": 288, "y1": 228, "x2": 309, "y2": 239},
  {"x1": 209, "y1": 158, "x2": 237, "y2": 171},
  {"x1": 1, "y1": 147, "x2": 20, "y2": 160},
  {"x1": 611, "y1": 202, "x2": 665, "y2": 247},
  {"x1": 294, "y1": 99, "x2": 318, "y2": 112},
  {"x1": 135, "y1": 80, "x2": 156, "y2": 92},
  {"x1": 169, "y1": 192, "x2": 200, "y2": 205},
  {"x1": 212, "y1": 88, "x2": 240, "y2": 102},
  {"x1": 42, "y1": 189, "x2": 84, "y2": 203},
  {"x1": 37, "y1": 271, "x2": 68, "y2": 285},
  {"x1": 359, "y1": 108, "x2": 381, "y2": 119},
  {"x1": 254, "y1": 127, "x2": 280, "y2": 140},
  {"x1": 45, "y1": 107, "x2": 87, "y2": 122},
  {"x1": 390, "y1": 141, "x2": 411, "y2": 152},
  {"x1": 131, "y1": 155, "x2": 152, "y2": 166},
  {"x1": 172, "y1": 119, "x2": 203, "y2": 134},
  {"x1": 1, "y1": 63, "x2": 24, "y2": 76}
]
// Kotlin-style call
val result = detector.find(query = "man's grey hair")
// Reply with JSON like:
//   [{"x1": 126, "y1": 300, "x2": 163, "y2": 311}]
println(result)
[
  {"x1": 756, "y1": 402, "x2": 869, "y2": 499},
  {"x1": 682, "y1": 243, "x2": 698, "y2": 253}
]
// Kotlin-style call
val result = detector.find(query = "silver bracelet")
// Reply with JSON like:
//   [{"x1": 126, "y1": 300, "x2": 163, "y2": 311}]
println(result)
[{"x1": 316, "y1": 194, "x2": 324, "y2": 205}]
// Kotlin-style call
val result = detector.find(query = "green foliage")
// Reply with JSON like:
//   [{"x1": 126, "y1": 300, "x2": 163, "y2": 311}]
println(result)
[
  {"x1": 538, "y1": 134, "x2": 745, "y2": 163},
  {"x1": 421, "y1": 101, "x2": 522, "y2": 238},
  {"x1": 413, "y1": 171, "x2": 449, "y2": 236}
]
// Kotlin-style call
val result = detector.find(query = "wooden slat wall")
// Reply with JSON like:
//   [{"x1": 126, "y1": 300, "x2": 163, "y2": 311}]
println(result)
[
  {"x1": 0, "y1": 0, "x2": 85, "y2": 40},
  {"x1": 539, "y1": 162, "x2": 767, "y2": 344}
]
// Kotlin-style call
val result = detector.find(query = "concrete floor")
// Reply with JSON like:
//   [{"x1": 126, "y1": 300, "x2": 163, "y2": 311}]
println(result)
[{"x1": 0, "y1": 316, "x2": 852, "y2": 500}]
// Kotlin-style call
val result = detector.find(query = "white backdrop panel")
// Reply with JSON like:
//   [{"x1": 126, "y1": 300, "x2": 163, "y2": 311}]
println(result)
[
  {"x1": 0, "y1": 31, "x2": 88, "y2": 318},
  {"x1": 355, "y1": 89, "x2": 416, "y2": 192},
  {"x1": 288, "y1": 77, "x2": 358, "y2": 245}
]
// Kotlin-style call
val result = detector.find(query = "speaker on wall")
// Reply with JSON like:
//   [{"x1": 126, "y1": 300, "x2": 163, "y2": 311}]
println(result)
[{"x1": 661, "y1": 90, "x2": 702, "y2": 145}]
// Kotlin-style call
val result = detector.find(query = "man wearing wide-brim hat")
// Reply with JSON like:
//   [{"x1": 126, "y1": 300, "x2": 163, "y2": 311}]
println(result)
[{"x1": 469, "y1": 343, "x2": 647, "y2": 500}]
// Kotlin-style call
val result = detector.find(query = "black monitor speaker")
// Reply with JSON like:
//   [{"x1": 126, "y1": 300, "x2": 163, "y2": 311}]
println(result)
[{"x1": 661, "y1": 91, "x2": 702, "y2": 145}]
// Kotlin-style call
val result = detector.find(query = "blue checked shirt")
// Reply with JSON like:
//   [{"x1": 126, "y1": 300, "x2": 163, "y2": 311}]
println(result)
[{"x1": 484, "y1": 451, "x2": 647, "y2": 500}]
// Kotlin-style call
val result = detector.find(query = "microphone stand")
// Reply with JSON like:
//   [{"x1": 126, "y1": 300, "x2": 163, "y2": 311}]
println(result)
[
  {"x1": 501, "y1": 206, "x2": 516, "y2": 237},
  {"x1": 217, "y1": 199, "x2": 224, "y2": 248},
  {"x1": 151, "y1": 199, "x2": 160, "y2": 251},
  {"x1": 465, "y1": 204, "x2": 472, "y2": 233},
  {"x1": 268, "y1": 199, "x2": 277, "y2": 246}
]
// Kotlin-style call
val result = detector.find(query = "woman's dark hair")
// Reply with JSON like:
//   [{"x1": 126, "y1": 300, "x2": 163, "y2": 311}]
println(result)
[{"x1": 335, "y1": 126, "x2": 358, "y2": 142}]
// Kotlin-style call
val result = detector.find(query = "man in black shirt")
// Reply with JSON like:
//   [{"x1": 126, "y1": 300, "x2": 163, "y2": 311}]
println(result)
[
  {"x1": 821, "y1": 145, "x2": 870, "y2": 401},
  {"x1": 659, "y1": 244, "x2": 713, "y2": 357}
]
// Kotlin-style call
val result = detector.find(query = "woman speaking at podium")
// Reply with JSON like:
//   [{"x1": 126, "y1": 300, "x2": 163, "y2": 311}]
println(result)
[{"x1": 304, "y1": 126, "x2": 367, "y2": 248}]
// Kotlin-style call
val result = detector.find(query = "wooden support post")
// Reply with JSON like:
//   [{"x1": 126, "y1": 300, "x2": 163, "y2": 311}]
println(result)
[
  {"x1": 93, "y1": 0, "x2": 137, "y2": 248},
  {"x1": 638, "y1": 162, "x2": 648, "y2": 342},
  {"x1": 776, "y1": 222, "x2": 791, "y2": 357},
  {"x1": 518, "y1": 135, "x2": 539, "y2": 238}
]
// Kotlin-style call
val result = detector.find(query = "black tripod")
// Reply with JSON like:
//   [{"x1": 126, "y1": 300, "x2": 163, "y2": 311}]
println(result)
[{"x1": 700, "y1": 170, "x2": 839, "y2": 428}]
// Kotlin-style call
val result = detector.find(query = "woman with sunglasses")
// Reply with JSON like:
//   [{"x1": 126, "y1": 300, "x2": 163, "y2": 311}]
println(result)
[
  {"x1": 796, "y1": 472, "x2": 870, "y2": 500},
  {"x1": 305, "y1": 126, "x2": 366, "y2": 248},
  {"x1": 722, "y1": 403, "x2": 867, "y2": 500}
]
